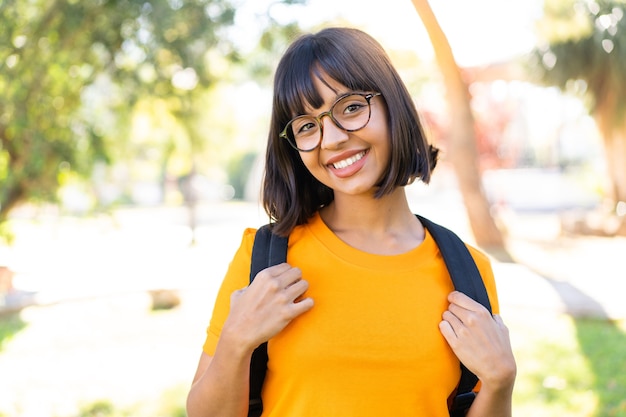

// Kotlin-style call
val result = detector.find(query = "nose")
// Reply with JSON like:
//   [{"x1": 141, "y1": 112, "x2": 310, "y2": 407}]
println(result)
[{"x1": 319, "y1": 114, "x2": 348, "y2": 150}]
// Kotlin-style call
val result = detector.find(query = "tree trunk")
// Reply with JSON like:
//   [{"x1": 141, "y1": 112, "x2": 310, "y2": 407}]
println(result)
[
  {"x1": 595, "y1": 106, "x2": 626, "y2": 236},
  {"x1": 0, "y1": 184, "x2": 25, "y2": 226},
  {"x1": 603, "y1": 132, "x2": 626, "y2": 204},
  {"x1": 595, "y1": 103, "x2": 626, "y2": 204},
  {"x1": 410, "y1": 0, "x2": 509, "y2": 259}
]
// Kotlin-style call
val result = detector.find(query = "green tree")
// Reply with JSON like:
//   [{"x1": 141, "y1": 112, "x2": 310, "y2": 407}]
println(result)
[
  {"x1": 532, "y1": 0, "x2": 626, "y2": 234},
  {"x1": 0, "y1": 0, "x2": 306, "y2": 237},
  {"x1": 0, "y1": 0, "x2": 238, "y2": 224}
]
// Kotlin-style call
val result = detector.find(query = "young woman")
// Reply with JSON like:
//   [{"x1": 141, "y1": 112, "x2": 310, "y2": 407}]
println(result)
[{"x1": 187, "y1": 27, "x2": 516, "y2": 417}]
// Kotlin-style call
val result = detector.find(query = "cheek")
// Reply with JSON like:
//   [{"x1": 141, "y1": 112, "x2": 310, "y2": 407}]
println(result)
[
  {"x1": 299, "y1": 152, "x2": 315, "y2": 169},
  {"x1": 373, "y1": 125, "x2": 392, "y2": 161},
  {"x1": 299, "y1": 152, "x2": 324, "y2": 175}
]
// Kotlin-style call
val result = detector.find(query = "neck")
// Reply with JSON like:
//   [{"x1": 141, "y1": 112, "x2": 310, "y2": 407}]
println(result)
[{"x1": 319, "y1": 188, "x2": 424, "y2": 255}]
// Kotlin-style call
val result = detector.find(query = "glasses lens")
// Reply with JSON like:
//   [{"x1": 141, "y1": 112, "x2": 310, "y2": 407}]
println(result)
[
  {"x1": 332, "y1": 94, "x2": 372, "y2": 131},
  {"x1": 285, "y1": 115, "x2": 320, "y2": 151}
]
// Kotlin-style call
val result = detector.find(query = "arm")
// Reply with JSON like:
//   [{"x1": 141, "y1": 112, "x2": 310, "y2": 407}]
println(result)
[
  {"x1": 186, "y1": 264, "x2": 314, "y2": 417},
  {"x1": 439, "y1": 291, "x2": 516, "y2": 417}
]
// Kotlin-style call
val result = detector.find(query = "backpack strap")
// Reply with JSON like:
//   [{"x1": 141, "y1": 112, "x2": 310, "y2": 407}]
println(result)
[
  {"x1": 416, "y1": 215, "x2": 492, "y2": 417},
  {"x1": 248, "y1": 224, "x2": 288, "y2": 417},
  {"x1": 416, "y1": 215, "x2": 492, "y2": 310}
]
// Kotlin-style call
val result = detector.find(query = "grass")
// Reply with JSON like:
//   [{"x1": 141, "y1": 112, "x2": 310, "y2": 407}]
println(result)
[
  {"x1": 511, "y1": 311, "x2": 626, "y2": 417},
  {"x1": 66, "y1": 384, "x2": 188, "y2": 417},
  {"x1": 0, "y1": 312, "x2": 27, "y2": 352},
  {"x1": 575, "y1": 319, "x2": 626, "y2": 416}
]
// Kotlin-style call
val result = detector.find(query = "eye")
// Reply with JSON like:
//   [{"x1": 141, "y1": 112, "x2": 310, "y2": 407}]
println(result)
[
  {"x1": 292, "y1": 118, "x2": 318, "y2": 136},
  {"x1": 337, "y1": 96, "x2": 368, "y2": 117},
  {"x1": 299, "y1": 122, "x2": 316, "y2": 133},
  {"x1": 344, "y1": 102, "x2": 365, "y2": 114}
]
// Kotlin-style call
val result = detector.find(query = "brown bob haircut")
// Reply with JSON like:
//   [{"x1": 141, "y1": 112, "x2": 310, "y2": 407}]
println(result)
[{"x1": 262, "y1": 27, "x2": 438, "y2": 236}]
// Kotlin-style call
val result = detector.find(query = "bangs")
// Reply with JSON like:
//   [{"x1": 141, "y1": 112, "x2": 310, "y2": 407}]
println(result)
[
  {"x1": 275, "y1": 42, "x2": 324, "y2": 118},
  {"x1": 274, "y1": 33, "x2": 379, "y2": 120}
]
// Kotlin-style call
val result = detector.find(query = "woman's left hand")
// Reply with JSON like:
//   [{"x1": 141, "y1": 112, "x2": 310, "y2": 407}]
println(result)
[{"x1": 439, "y1": 291, "x2": 516, "y2": 390}]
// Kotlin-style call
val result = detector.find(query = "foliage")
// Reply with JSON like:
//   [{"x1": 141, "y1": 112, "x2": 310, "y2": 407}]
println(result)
[
  {"x1": 246, "y1": 21, "x2": 305, "y2": 84},
  {"x1": 530, "y1": 0, "x2": 626, "y2": 209},
  {"x1": 531, "y1": 0, "x2": 626, "y2": 127},
  {"x1": 0, "y1": 0, "x2": 239, "y2": 224},
  {"x1": 0, "y1": 0, "x2": 308, "y2": 236},
  {"x1": 75, "y1": 400, "x2": 124, "y2": 417}
]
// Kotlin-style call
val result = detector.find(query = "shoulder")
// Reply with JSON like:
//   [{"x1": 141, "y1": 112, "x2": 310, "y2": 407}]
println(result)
[
  {"x1": 465, "y1": 243, "x2": 492, "y2": 270},
  {"x1": 223, "y1": 227, "x2": 259, "y2": 283},
  {"x1": 241, "y1": 225, "x2": 265, "y2": 243},
  {"x1": 243, "y1": 227, "x2": 258, "y2": 244}
]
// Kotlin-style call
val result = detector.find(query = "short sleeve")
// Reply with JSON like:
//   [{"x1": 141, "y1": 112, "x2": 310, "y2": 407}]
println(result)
[{"x1": 202, "y1": 227, "x2": 257, "y2": 355}]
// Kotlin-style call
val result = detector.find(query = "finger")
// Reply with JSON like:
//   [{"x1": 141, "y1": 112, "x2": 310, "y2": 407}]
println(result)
[
  {"x1": 438, "y1": 320, "x2": 458, "y2": 346},
  {"x1": 447, "y1": 299, "x2": 476, "y2": 321},
  {"x1": 442, "y1": 309, "x2": 463, "y2": 329},
  {"x1": 284, "y1": 278, "x2": 309, "y2": 301},
  {"x1": 275, "y1": 291, "x2": 314, "y2": 323},
  {"x1": 274, "y1": 266, "x2": 304, "y2": 288},
  {"x1": 290, "y1": 296, "x2": 314, "y2": 315},
  {"x1": 252, "y1": 264, "x2": 302, "y2": 292},
  {"x1": 441, "y1": 310, "x2": 467, "y2": 344},
  {"x1": 448, "y1": 291, "x2": 486, "y2": 312},
  {"x1": 448, "y1": 293, "x2": 493, "y2": 326},
  {"x1": 252, "y1": 263, "x2": 291, "y2": 284},
  {"x1": 264, "y1": 263, "x2": 292, "y2": 278},
  {"x1": 448, "y1": 303, "x2": 493, "y2": 329}
]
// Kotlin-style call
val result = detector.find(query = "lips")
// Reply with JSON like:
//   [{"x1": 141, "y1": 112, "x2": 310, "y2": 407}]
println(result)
[
  {"x1": 330, "y1": 150, "x2": 367, "y2": 169},
  {"x1": 326, "y1": 149, "x2": 369, "y2": 179}
]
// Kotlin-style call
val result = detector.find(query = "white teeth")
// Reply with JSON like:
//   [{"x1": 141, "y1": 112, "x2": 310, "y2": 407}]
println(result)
[{"x1": 332, "y1": 151, "x2": 366, "y2": 169}]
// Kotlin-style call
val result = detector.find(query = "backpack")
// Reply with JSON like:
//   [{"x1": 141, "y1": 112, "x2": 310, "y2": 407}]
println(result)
[{"x1": 247, "y1": 215, "x2": 492, "y2": 417}]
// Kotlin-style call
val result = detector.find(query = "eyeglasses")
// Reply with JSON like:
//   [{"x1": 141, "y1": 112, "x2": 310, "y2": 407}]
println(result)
[{"x1": 280, "y1": 92, "x2": 382, "y2": 152}]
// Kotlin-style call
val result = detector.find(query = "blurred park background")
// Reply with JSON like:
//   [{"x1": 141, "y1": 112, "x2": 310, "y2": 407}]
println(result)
[{"x1": 1, "y1": 0, "x2": 626, "y2": 416}]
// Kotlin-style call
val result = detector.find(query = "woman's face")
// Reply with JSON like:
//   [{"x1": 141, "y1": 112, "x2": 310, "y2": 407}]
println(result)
[{"x1": 295, "y1": 74, "x2": 391, "y2": 198}]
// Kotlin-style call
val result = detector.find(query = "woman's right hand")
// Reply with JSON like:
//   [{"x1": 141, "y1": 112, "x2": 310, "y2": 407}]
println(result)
[
  {"x1": 187, "y1": 263, "x2": 312, "y2": 417},
  {"x1": 223, "y1": 263, "x2": 314, "y2": 352}
]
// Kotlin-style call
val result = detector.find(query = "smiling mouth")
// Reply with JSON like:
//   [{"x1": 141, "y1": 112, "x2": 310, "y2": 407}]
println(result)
[{"x1": 331, "y1": 150, "x2": 367, "y2": 169}]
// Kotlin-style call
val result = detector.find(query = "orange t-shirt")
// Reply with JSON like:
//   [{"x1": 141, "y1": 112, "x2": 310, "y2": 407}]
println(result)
[{"x1": 203, "y1": 212, "x2": 499, "y2": 417}]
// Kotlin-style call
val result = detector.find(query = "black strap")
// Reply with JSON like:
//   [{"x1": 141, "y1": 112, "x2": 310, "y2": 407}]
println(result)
[
  {"x1": 416, "y1": 215, "x2": 492, "y2": 311},
  {"x1": 251, "y1": 224, "x2": 289, "y2": 275},
  {"x1": 248, "y1": 217, "x2": 491, "y2": 417},
  {"x1": 248, "y1": 225, "x2": 288, "y2": 417},
  {"x1": 417, "y1": 215, "x2": 492, "y2": 416}
]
